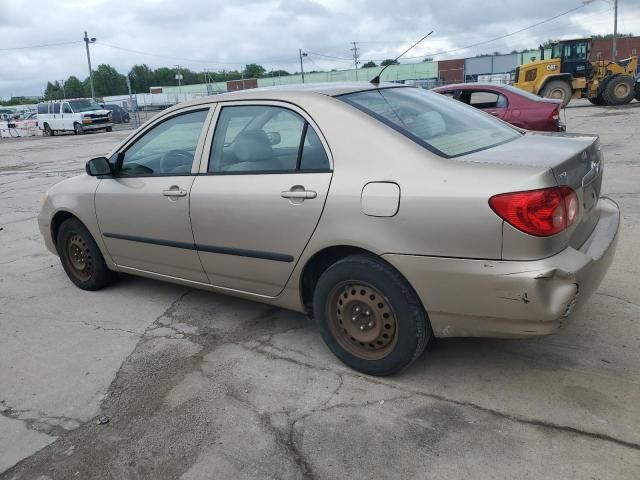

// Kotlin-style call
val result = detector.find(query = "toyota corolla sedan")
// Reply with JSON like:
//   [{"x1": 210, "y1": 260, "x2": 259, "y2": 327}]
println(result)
[{"x1": 39, "y1": 83, "x2": 620, "y2": 376}]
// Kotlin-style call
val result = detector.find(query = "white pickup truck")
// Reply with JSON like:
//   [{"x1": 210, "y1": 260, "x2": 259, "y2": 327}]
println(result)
[{"x1": 37, "y1": 98, "x2": 113, "y2": 135}]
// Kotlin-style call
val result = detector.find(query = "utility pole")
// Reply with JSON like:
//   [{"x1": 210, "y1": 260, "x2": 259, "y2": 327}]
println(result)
[
  {"x1": 83, "y1": 32, "x2": 96, "y2": 99},
  {"x1": 612, "y1": 0, "x2": 618, "y2": 61},
  {"x1": 351, "y1": 41, "x2": 360, "y2": 80},
  {"x1": 299, "y1": 49, "x2": 307, "y2": 83},
  {"x1": 174, "y1": 65, "x2": 183, "y2": 95}
]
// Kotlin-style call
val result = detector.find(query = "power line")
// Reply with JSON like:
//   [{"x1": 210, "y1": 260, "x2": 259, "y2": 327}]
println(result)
[
  {"x1": 0, "y1": 40, "x2": 81, "y2": 52},
  {"x1": 364, "y1": 0, "x2": 599, "y2": 62}
]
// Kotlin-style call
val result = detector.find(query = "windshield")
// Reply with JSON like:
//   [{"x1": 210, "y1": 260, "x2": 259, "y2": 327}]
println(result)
[
  {"x1": 69, "y1": 99, "x2": 102, "y2": 113},
  {"x1": 339, "y1": 87, "x2": 521, "y2": 158}
]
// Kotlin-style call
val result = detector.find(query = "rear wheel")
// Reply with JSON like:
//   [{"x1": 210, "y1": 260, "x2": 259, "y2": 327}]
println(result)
[
  {"x1": 635, "y1": 83, "x2": 640, "y2": 102},
  {"x1": 542, "y1": 80, "x2": 572, "y2": 107},
  {"x1": 43, "y1": 123, "x2": 53, "y2": 136},
  {"x1": 74, "y1": 123, "x2": 83, "y2": 135},
  {"x1": 57, "y1": 218, "x2": 117, "y2": 290},
  {"x1": 603, "y1": 75, "x2": 635, "y2": 105},
  {"x1": 313, "y1": 254, "x2": 430, "y2": 376}
]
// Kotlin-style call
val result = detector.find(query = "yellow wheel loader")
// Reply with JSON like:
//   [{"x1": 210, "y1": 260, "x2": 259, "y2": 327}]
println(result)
[{"x1": 513, "y1": 38, "x2": 639, "y2": 107}]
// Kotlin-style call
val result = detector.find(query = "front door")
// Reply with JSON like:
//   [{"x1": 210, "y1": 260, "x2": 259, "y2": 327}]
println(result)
[
  {"x1": 61, "y1": 102, "x2": 74, "y2": 130},
  {"x1": 190, "y1": 103, "x2": 333, "y2": 296},
  {"x1": 95, "y1": 108, "x2": 212, "y2": 282}
]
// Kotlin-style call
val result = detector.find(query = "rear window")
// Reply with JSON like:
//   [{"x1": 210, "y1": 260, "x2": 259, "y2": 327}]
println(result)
[{"x1": 339, "y1": 87, "x2": 520, "y2": 158}]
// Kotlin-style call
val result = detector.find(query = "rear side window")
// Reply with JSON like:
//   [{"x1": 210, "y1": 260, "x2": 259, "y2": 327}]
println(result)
[
  {"x1": 340, "y1": 87, "x2": 520, "y2": 158},
  {"x1": 468, "y1": 91, "x2": 508, "y2": 109},
  {"x1": 208, "y1": 105, "x2": 330, "y2": 173},
  {"x1": 37, "y1": 104, "x2": 48, "y2": 114},
  {"x1": 53, "y1": 103, "x2": 60, "y2": 114}
]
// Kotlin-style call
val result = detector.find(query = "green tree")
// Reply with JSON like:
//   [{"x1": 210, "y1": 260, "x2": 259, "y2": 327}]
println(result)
[
  {"x1": 380, "y1": 59, "x2": 399, "y2": 66},
  {"x1": 44, "y1": 81, "x2": 64, "y2": 100},
  {"x1": 361, "y1": 61, "x2": 377, "y2": 68},
  {"x1": 153, "y1": 67, "x2": 177, "y2": 86},
  {"x1": 270, "y1": 69, "x2": 291, "y2": 76},
  {"x1": 129, "y1": 64, "x2": 155, "y2": 92},
  {"x1": 92, "y1": 64, "x2": 127, "y2": 96},
  {"x1": 243, "y1": 63, "x2": 266, "y2": 78},
  {"x1": 64, "y1": 76, "x2": 85, "y2": 98}
]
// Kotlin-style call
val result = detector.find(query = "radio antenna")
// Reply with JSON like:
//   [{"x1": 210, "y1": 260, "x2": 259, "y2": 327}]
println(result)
[{"x1": 370, "y1": 31, "x2": 434, "y2": 85}]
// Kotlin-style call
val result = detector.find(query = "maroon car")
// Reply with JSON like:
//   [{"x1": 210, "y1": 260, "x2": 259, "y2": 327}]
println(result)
[{"x1": 433, "y1": 83, "x2": 565, "y2": 132}]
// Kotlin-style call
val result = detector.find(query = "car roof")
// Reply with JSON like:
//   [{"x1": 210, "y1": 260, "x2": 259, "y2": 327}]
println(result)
[
  {"x1": 172, "y1": 82, "x2": 407, "y2": 109},
  {"x1": 434, "y1": 83, "x2": 510, "y2": 91}
]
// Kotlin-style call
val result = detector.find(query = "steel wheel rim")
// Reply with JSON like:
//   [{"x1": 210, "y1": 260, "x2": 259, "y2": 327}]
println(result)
[
  {"x1": 549, "y1": 88, "x2": 565, "y2": 99},
  {"x1": 614, "y1": 83, "x2": 630, "y2": 98},
  {"x1": 327, "y1": 282, "x2": 398, "y2": 360},
  {"x1": 66, "y1": 234, "x2": 93, "y2": 281}
]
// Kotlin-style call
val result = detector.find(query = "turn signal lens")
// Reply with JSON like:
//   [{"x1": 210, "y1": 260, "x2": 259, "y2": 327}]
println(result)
[{"x1": 489, "y1": 186, "x2": 579, "y2": 237}]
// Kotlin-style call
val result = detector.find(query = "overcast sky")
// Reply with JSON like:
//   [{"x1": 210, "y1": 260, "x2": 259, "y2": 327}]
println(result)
[{"x1": 1, "y1": 0, "x2": 639, "y2": 98}]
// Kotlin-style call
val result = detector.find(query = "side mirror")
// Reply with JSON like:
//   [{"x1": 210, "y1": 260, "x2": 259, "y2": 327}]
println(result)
[
  {"x1": 266, "y1": 131, "x2": 281, "y2": 145},
  {"x1": 86, "y1": 157, "x2": 112, "y2": 176}
]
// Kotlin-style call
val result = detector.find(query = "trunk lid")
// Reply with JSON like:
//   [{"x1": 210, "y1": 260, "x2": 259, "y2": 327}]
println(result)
[{"x1": 462, "y1": 132, "x2": 604, "y2": 251}]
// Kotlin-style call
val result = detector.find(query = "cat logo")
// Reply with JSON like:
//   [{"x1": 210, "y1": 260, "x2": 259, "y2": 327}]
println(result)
[{"x1": 546, "y1": 64, "x2": 558, "y2": 71}]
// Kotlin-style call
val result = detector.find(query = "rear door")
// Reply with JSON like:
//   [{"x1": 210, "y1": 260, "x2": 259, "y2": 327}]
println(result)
[{"x1": 189, "y1": 102, "x2": 333, "y2": 296}]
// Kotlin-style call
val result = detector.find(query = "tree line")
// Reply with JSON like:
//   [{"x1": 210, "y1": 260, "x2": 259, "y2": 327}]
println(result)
[{"x1": 38, "y1": 58, "x2": 403, "y2": 102}]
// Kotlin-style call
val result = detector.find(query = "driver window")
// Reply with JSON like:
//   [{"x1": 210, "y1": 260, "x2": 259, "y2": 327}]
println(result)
[{"x1": 118, "y1": 109, "x2": 208, "y2": 177}]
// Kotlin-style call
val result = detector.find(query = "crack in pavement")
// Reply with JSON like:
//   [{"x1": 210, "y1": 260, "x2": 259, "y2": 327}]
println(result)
[
  {"x1": 239, "y1": 339, "x2": 640, "y2": 453},
  {"x1": 594, "y1": 292, "x2": 640, "y2": 309}
]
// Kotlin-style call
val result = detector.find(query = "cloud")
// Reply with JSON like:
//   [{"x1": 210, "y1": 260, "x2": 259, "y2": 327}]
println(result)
[{"x1": 0, "y1": 0, "x2": 637, "y2": 98}]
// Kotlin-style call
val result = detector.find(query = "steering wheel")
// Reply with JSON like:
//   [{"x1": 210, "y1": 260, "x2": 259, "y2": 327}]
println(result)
[{"x1": 160, "y1": 149, "x2": 193, "y2": 174}]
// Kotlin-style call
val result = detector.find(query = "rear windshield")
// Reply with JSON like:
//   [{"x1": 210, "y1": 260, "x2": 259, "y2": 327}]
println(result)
[
  {"x1": 339, "y1": 87, "x2": 521, "y2": 158},
  {"x1": 69, "y1": 99, "x2": 101, "y2": 112},
  {"x1": 502, "y1": 84, "x2": 548, "y2": 102}
]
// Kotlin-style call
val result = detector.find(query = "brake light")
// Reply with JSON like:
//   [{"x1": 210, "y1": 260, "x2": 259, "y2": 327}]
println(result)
[{"x1": 489, "y1": 186, "x2": 579, "y2": 237}]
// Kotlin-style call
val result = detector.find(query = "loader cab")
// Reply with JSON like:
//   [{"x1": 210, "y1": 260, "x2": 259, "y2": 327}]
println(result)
[{"x1": 550, "y1": 38, "x2": 593, "y2": 79}]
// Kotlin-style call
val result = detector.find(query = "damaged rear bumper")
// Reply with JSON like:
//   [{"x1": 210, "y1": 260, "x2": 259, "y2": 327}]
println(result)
[{"x1": 383, "y1": 197, "x2": 620, "y2": 338}]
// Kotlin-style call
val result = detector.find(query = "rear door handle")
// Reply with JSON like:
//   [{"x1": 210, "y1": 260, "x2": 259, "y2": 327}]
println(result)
[
  {"x1": 163, "y1": 187, "x2": 187, "y2": 197},
  {"x1": 281, "y1": 190, "x2": 317, "y2": 199}
]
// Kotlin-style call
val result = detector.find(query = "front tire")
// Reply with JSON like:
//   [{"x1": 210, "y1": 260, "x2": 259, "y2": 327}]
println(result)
[
  {"x1": 57, "y1": 218, "x2": 116, "y2": 290},
  {"x1": 603, "y1": 75, "x2": 635, "y2": 105},
  {"x1": 74, "y1": 123, "x2": 83, "y2": 135},
  {"x1": 542, "y1": 80, "x2": 572, "y2": 107},
  {"x1": 313, "y1": 254, "x2": 430, "y2": 376},
  {"x1": 588, "y1": 95, "x2": 606, "y2": 106}
]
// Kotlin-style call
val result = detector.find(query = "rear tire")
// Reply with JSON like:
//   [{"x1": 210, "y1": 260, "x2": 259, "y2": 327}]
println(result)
[
  {"x1": 74, "y1": 123, "x2": 83, "y2": 135},
  {"x1": 542, "y1": 80, "x2": 572, "y2": 107},
  {"x1": 603, "y1": 75, "x2": 635, "y2": 105},
  {"x1": 313, "y1": 254, "x2": 430, "y2": 376},
  {"x1": 57, "y1": 218, "x2": 117, "y2": 291},
  {"x1": 635, "y1": 83, "x2": 640, "y2": 102},
  {"x1": 43, "y1": 124, "x2": 54, "y2": 136}
]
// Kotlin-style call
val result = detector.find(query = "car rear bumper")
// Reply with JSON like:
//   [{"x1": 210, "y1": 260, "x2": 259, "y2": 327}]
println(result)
[{"x1": 383, "y1": 197, "x2": 620, "y2": 338}]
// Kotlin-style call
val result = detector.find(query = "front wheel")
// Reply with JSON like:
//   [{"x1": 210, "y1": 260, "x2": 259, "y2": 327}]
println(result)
[
  {"x1": 74, "y1": 123, "x2": 83, "y2": 135},
  {"x1": 57, "y1": 218, "x2": 117, "y2": 290},
  {"x1": 603, "y1": 75, "x2": 635, "y2": 105},
  {"x1": 106, "y1": 126, "x2": 113, "y2": 132},
  {"x1": 588, "y1": 95, "x2": 606, "y2": 106},
  {"x1": 313, "y1": 254, "x2": 430, "y2": 376}
]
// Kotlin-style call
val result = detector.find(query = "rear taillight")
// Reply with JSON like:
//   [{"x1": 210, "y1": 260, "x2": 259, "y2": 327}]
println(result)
[{"x1": 489, "y1": 186, "x2": 579, "y2": 237}]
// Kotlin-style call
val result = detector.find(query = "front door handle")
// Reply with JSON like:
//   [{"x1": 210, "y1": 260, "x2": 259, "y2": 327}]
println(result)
[
  {"x1": 163, "y1": 186, "x2": 187, "y2": 197},
  {"x1": 281, "y1": 189, "x2": 317, "y2": 199}
]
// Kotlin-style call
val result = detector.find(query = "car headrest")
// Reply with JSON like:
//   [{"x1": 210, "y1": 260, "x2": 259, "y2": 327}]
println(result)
[{"x1": 233, "y1": 130, "x2": 273, "y2": 163}]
